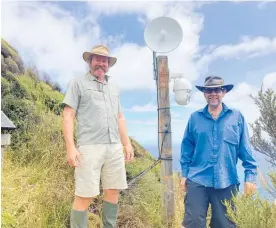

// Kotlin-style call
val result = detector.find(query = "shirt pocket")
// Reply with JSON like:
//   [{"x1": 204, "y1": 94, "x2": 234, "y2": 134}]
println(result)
[
  {"x1": 223, "y1": 125, "x2": 239, "y2": 145},
  {"x1": 82, "y1": 88, "x2": 104, "y2": 106}
]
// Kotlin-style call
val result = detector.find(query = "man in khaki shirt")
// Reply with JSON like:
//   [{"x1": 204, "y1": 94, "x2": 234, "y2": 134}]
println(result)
[{"x1": 62, "y1": 45, "x2": 134, "y2": 228}]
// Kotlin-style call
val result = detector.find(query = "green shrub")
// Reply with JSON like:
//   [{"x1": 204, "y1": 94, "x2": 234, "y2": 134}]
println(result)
[
  {"x1": 3, "y1": 71, "x2": 17, "y2": 82},
  {"x1": 1, "y1": 38, "x2": 24, "y2": 73},
  {"x1": 17, "y1": 74, "x2": 39, "y2": 101},
  {"x1": 2, "y1": 72, "x2": 30, "y2": 99},
  {"x1": 1, "y1": 39, "x2": 18, "y2": 58},
  {"x1": 1, "y1": 77, "x2": 11, "y2": 97},
  {"x1": 1, "y1": 95, "x2": 40, "y2": 150},
  {"x1": 5, "y1": 57, "x2": 20, "y2": 74},
  {"x1": 225, "y1": 189, "x2": 276, "y2": 228},
  {"x1": 25, "y1": 67, "x2": 40, "y2": 84},
  {"x1": 1, "y1": 54, "x2": 8, "y2": 75}
]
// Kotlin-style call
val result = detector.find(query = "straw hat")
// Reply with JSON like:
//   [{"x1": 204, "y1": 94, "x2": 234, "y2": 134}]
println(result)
[{"x1": 82, "y1": 44, "x2": 117, "y2": 67}]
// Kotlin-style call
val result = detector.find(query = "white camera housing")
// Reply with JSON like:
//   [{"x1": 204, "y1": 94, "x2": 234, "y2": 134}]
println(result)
[{"x1": 172, "y1": 76, "x2": 192, "y2": 106}]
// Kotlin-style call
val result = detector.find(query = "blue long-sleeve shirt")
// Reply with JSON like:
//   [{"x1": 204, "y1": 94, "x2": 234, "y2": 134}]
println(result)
[{"x1": 180, "y1": 103, "x2": 258, "y2": 189}]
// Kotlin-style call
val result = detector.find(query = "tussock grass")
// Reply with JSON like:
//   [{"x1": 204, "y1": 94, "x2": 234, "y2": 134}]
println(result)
[
  {"x1": 2, "y1": 112, "x2": 74, "y2": 228},
  {"x1": 2, "y1": 111, "x2": 276, "y2": 228},
  {"x1": 2, "y1": 57, "x2": 276, "y2": 227}
]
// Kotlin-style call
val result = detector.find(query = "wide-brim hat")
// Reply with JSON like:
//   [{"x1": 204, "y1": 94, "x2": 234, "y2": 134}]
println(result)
[
  {"x1": 195, "y1": 76, "x2": 234, "y2": 93},
  {"x1": 83, "y1": 44, "x2": 117, "y2": 67}
]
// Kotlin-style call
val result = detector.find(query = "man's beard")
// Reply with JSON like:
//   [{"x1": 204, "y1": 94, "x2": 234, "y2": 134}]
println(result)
[
  {"x1": 92, "y1": 66, "x2": 107, "y2": 79},
  {"x1": 207, "y1": 99, "x2": 222, "y2": 109},
  {"x1": 206, "y1": 95, "x2": 222, "y2": 108}
]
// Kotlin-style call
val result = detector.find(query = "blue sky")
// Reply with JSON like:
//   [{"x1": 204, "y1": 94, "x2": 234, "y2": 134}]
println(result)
[
  {"x1": 199, "y1": 2, "x2": 276, "y2": 45},
  {"x1": 2, "y1": 1, "x2": 276, "y2": 175}
]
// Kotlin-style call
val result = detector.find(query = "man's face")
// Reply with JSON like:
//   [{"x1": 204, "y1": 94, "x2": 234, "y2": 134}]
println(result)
[
  {"x1": 204, "y1": 87, "x2": 226, "y2": 108},
  {"x1": 90, "y1": 55, "x2": 109, "y2": 78}
]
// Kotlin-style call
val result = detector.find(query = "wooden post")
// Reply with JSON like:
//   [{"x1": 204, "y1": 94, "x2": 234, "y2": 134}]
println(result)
[{"x1": 157, "y1": 56, "x2": 174, "y2": 226}]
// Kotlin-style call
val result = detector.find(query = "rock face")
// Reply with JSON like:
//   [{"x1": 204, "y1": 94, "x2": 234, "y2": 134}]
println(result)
[{"x1": 1, "y1": 39, "x2": 24, "y2": 76}]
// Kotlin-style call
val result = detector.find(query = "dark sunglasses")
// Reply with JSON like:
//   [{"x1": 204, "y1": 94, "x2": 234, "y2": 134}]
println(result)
[{"x1": 204, "y1": 87, "x2": 225, "y2": 94}]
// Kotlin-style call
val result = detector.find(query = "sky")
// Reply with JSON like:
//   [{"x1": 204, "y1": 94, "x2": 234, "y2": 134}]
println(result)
[{"x1": 2, "y1": 1, "x2": 276, "y2": 177}]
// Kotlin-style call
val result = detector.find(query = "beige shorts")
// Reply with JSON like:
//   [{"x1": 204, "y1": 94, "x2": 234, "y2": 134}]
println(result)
[{"x1": 74, "y1": 143, "x2": 128, "y2": 197}]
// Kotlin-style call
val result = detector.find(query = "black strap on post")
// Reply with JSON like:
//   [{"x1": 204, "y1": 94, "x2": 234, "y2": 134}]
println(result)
[{"x1": 158, "y1": 157, "x2": 173, "y2": 161}]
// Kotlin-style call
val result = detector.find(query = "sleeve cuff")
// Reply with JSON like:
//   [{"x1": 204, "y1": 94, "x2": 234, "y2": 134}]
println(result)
[
  {"x1": 245, "y1": 173, "x2": 257, "y2": 183},
  {"x1": 181, "y1": 169, "x2": 189, "y2": 178},
  {"x1": 62, "y1": 101, "x2": 78, "y2": 110}
]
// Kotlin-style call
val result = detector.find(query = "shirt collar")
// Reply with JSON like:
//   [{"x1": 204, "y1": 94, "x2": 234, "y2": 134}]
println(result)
[
  {"x1": 86, "y1": 71, "x2": 110, "y2": 84},
  {"x1": 200, "y1": 103, "x2": 232, "y2": 118}
]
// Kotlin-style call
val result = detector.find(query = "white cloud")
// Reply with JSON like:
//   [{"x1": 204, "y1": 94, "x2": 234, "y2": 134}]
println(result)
[
  {"x1": 262, "y1": 72, "x2": 276, "y2": 91},
  {"x1": 90, "y1": 1, "x2": 205, "y2": 90},
  {"x1": 256, "y1": 1, "x2": 276, "y2": 9},
  {"x1": 4, "y1": 1, "x2": 274, "y2": 95},
  {"x1": 127, "y1": 117, "x2": 158, "y2": 144},
  {"x1": 2, "y1": 1, "x2": 274, "y2": 146},
  {"x1": 197, "y1": 36, "x2": 276, "y2": 74},
  {"x1": 171, "y1": 111, "x2": 181, "y2": 118},
  {"x1": 1, "y1": 2, "x2": 120, "y2": 89},
  {"x1": 128, "y1": 118, "x2": 157, "y2": 126},
  {"x1": 127, "y1": 115, "x2": 189, "y2": 145},
  {"x1": 224, "y1": 82, "x2": 260, "y2": 126},
  {"x1": 2, "y1": 1, "x2": 204, "y2": 92},
  {"x1": 125, "y1": 102, "x2": 157, "y2": 113},
  {"x1": 88, "y1": 1, "x2": 170, "y2": 19},
  {"x1": 108, "y1": 43, "x2": 156, "y2": 90}
]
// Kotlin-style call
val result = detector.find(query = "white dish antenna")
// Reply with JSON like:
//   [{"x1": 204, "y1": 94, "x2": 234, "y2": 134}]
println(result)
[{"x1": 144, "y1": 17, "x2": 183, "y2": 53}]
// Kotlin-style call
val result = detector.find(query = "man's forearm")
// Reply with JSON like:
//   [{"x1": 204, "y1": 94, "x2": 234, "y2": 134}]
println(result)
[
  {"x1": 63, "y1": 110, "x2": 75, "y2": 149},
  {"x1": 180, "y1": 140, "x2": 194, "y2": 178},
  {"x1": 118, "y1": 115, "x2": 131, "y2": 147}
]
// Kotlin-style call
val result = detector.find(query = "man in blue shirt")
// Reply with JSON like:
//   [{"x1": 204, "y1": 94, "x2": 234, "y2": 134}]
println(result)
[{"x1": 180, "y1": 76, "x2": 258, "y2": 228}]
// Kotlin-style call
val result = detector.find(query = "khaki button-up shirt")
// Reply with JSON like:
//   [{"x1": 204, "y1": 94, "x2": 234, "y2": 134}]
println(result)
[{"x1": 62, "y1": 72, "x2": 122, "y2": 146}]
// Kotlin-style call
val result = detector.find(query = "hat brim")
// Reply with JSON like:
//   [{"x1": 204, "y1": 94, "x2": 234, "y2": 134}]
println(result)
[
  {"x1": 195, "y1": 84, "x2": 234, "y2": 93},
  {"x1": 83, "y1": 52, "x2": 117, "y2": 67}
]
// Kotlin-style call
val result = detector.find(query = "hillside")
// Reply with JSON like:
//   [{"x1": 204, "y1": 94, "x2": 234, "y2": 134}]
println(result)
[
  {"x1": 1, "y1": 39, "x2": 176, "y2": 228},
  {"x1": 2, "y1": 39, "x2": 276, "y2": 228}
]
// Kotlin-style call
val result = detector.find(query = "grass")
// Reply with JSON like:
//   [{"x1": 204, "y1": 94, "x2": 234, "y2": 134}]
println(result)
[
  {"x1": 1, "y1": 109, "x2": 167, "y2": 227},
  {"x1": 2, "y1": 41, "x2": 276, "y2": 227},
  {"x1": 1, "y1": 108, "x2": 184, "y2": 228},
  {"x1": 1, "y1": 113, "x2": 74, "y2": 228},
  {"x1": 2, "y1": 109, "x2": 276, "y2": 227},
  {"x1": 2, "y1": 111, "x2": 276, "y2": 228},
  {"x1": 1, "y1": 38, "x2": 19, "y2": 58}
]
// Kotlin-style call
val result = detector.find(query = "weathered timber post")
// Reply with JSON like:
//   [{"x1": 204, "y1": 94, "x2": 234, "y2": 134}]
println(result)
[{"x1": 157, "y1": 56, "x2": 174, "y2": 226}]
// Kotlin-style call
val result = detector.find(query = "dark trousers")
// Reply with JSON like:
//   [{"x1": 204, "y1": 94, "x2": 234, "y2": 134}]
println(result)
[{"x1": 182, "y1": 179, "x2": 238, "y2": 228}]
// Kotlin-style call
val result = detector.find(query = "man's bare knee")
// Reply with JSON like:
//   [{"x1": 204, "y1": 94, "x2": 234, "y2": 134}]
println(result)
[
  {"x1": 103, "y1": 189, "x2": 119, "y2": 204},
  {"x1": 72, "y1": 196, "x2": 93, "y2": 211}
]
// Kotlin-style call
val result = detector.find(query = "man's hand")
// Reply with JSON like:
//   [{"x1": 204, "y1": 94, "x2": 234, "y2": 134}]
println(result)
[
  {"x1": 244, "y1": 182, "x2": 257, "y2": 196},
  {"x1": 180, "y1": 177, "x2": 187, "y2": 193},
  {"x1": 124, "y1": 144, "x2": 134, "y2": 163},
  {"x1": 66, "y1": 146, "x2": 81, "y2": 167}
]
